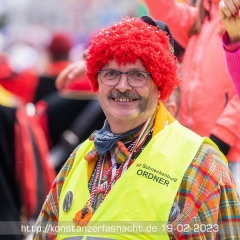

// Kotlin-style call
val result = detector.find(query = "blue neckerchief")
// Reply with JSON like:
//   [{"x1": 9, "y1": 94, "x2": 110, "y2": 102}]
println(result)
[{"x1": 94, "y1": 122, "x2": 143, "y2": 158}]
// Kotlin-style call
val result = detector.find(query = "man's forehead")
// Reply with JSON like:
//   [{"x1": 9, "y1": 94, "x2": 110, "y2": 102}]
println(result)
[{"x1": 102, "y1": 59, "x2": 147, "y2": 70}]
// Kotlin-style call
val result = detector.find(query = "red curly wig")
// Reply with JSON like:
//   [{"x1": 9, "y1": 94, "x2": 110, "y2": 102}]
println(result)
[{"x1": 86, "y1": 17, "x2": 180, "y2": 100}]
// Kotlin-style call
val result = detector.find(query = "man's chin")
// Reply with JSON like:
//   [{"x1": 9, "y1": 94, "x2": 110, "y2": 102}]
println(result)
[{"x1": 112, "y1": 111, "x2": 140, "y2": 121}]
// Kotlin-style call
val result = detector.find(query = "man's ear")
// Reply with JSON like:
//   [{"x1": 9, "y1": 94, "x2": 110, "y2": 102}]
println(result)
[{"x1": 164, "y1": 101, "x2": 177, "y2": 117}]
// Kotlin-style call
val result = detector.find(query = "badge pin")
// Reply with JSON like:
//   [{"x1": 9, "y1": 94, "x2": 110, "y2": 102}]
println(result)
[{"x1": 63, "y1": 191, "x2": 74, "y2": 212}]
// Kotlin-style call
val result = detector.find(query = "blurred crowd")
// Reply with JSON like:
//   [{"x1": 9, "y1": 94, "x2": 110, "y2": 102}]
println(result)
[{"x1": 0, "y1": 0, "x2": 240, "y2": 239}]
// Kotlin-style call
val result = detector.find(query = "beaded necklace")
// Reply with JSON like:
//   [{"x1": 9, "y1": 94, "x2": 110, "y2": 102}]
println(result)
[{"x1": 73, "y1": 137, "x2": 138, "y2": 227}]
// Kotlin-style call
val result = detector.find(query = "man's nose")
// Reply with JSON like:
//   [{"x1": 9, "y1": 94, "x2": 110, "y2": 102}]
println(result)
[{"x1": 115, "y1": 73, "x2": 132, "y2": 92}]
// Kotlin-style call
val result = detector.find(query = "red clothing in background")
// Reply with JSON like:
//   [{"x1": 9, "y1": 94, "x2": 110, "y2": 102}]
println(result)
[{"x1": 144, "y1": 0, "x2": 240, "y2": 161}]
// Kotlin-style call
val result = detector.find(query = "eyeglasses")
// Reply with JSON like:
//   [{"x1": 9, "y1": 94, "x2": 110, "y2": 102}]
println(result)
[{"x1": 97, "y1": 69, "x2": 151, "y2": 87}]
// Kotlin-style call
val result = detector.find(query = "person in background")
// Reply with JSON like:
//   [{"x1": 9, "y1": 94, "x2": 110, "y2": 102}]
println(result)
[
  {"x1": 55, "y1": 59, "x2": 86, "y2": 89},
  {"x1": 0, "y1": 52, "x2": 39, "y2": 104},
  {"x1": 0, "y1": 78, "x2": 55, "y2": 239},
  {"x1": 34, "y1": 31, "x2": 106, "y2": 169},
  {"x1": 34, "y1": 16, "x2": 240, "y2": 240},
  {"x1": 174, "y1": 0, "x2": 197, "y2": 64},
  {"x1": 219, "y1": 0, "x2": 240, "y2": 196},
  {"x1": 33, "y1": 31, "x2": 74, "y2": 103},
  {"x1": 143, "y1": 0, "x2": 240, "y2": 196},
  {"x1": 219, "y1": 0, "x2": 240, "y2": 98}
]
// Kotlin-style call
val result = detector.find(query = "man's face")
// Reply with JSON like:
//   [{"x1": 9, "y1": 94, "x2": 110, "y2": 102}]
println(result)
[{"x1": 97, "y1": 59, "x2": 160, "y2": 129}]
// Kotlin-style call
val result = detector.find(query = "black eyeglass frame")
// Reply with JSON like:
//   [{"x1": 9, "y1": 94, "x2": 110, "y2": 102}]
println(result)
[{"x1": 97, "y1": 69, "x2": 151, "y2": 87}]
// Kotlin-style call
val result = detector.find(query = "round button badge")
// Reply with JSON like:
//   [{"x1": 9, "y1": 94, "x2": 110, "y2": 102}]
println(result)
[{"x1": 63, "y1": 191, "x2": 74, "y2": 212}]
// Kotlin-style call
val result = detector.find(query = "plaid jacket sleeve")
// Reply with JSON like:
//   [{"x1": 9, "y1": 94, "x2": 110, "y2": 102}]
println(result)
[
  {"x1": 33, "y1": 148, "x2": 78, "y2": 240},
  {"x1": 169, "y1": 143, "x2": 240, "y2": 240}
]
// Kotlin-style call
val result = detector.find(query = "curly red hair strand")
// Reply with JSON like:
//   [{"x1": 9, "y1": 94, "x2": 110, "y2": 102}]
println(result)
[{"x1": 86, "y1": 17, "x2": 180, "y2": 100}]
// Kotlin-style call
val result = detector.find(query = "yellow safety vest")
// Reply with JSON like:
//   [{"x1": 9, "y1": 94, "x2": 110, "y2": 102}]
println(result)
[{"x1": 57, "y1": 121, "x2": 226, "y2": 240}]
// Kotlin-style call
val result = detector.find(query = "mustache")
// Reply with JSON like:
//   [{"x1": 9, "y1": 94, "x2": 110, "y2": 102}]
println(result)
[{"x1": 107, "y1": 91, "x2": 142, "y2": 100}]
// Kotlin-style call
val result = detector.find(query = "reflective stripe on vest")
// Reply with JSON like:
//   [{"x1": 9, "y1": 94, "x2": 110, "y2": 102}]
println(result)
[{"x1": 57, "y1": 121, "x2": 225, "y2": 240}]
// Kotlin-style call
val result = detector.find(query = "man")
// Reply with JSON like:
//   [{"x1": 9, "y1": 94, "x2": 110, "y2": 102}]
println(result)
[{"x1": 34, "y1": 16, "x2": 240, "y2": 240}]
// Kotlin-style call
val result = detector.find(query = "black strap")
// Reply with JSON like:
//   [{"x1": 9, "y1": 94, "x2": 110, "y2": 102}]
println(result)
[{"x1": 50, "y1": 100, "x2": 103, "y2": 168}]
